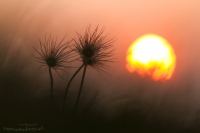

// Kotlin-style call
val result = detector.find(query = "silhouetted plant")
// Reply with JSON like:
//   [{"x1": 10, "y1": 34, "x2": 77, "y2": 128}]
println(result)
[
  {"x1": 63, "y1": 25, "x2": 116, "y2": 112},
  {"x1": 33, "y1": 34, "x2": 73, "y2": 107}
]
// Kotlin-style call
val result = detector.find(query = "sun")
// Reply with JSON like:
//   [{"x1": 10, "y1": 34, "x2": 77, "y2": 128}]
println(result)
[{"x1": 126, "y1": 34, "x2": 176, "y2": 81}]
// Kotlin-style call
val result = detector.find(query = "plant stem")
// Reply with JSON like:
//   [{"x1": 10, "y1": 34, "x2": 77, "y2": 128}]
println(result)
[
  {"x1": 49, "y1": 67, "x2": 53, "y2": 107},
  {"x1": 63, "y1": 64, "x2": 84, "y2": 112},
  {"x1": 74, "y1": 64, "x2": 87, "y2": 113}
]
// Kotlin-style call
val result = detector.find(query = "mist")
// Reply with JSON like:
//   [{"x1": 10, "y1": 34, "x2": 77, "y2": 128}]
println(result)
[{"x1": 1, "y1": 0, "x2": 200, "y2": 132}]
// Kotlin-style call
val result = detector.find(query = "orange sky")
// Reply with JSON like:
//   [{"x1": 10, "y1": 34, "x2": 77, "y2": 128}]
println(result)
[
  {"x1": 1, "y1": 0, "x2": 200, "y2": 75},
  {"x1": 1, "y1": 0, "x2": 200, "y2": 85}
]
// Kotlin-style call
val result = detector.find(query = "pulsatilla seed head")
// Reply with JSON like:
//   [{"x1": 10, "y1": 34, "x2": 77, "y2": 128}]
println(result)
[
  {"x1": 73, "y1": 25, "x2": 116, "y2": 74},
  {"x1": 33, "y1": 34, "x2": 73, "y2": 75}
]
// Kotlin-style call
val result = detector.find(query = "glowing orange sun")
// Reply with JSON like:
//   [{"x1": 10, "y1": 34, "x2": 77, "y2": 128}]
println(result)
[{"x1": 126, "y1": 34, "x2": 176, "y2": 81}]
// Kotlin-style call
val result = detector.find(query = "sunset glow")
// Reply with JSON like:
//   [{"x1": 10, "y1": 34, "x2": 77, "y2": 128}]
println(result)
[{"x1": 126, "y1": 34, "x2": 176, "y2": 81}]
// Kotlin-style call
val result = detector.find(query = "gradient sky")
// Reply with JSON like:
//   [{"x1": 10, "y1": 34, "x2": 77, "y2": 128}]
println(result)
[{"x1": 1, "y1": 0, "x2": 200, "y2": 122}]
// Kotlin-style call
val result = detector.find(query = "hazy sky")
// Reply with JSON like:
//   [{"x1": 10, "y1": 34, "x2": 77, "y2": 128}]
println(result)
[{"x1": 1, "y1": 0, "x2": 200, "y2": 122}]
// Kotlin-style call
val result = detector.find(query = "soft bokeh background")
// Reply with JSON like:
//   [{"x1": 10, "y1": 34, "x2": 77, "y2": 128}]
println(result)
[{"x1": 1, "y1": 0, "x2": 200, "y2": 132}]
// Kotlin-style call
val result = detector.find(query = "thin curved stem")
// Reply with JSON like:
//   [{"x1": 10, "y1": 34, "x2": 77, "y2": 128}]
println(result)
[
  {"x1": 74, "y1": 64, "x2": 87, "y2": 113},
  {"x1": 49, "y1": 67, "x2": 53, "y2": 107},
  {"x1": 63, "y1": 64, "x2": 84, "y2": 112}
]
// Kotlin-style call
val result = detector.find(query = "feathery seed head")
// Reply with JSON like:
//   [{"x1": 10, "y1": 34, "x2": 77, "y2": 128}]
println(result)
[
  {"x1": 73, "y1": 25, "x2": 116, "y2": 74},
  {"x1": 33, "y1": 34, "x2": 73, "y2": 75}
]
